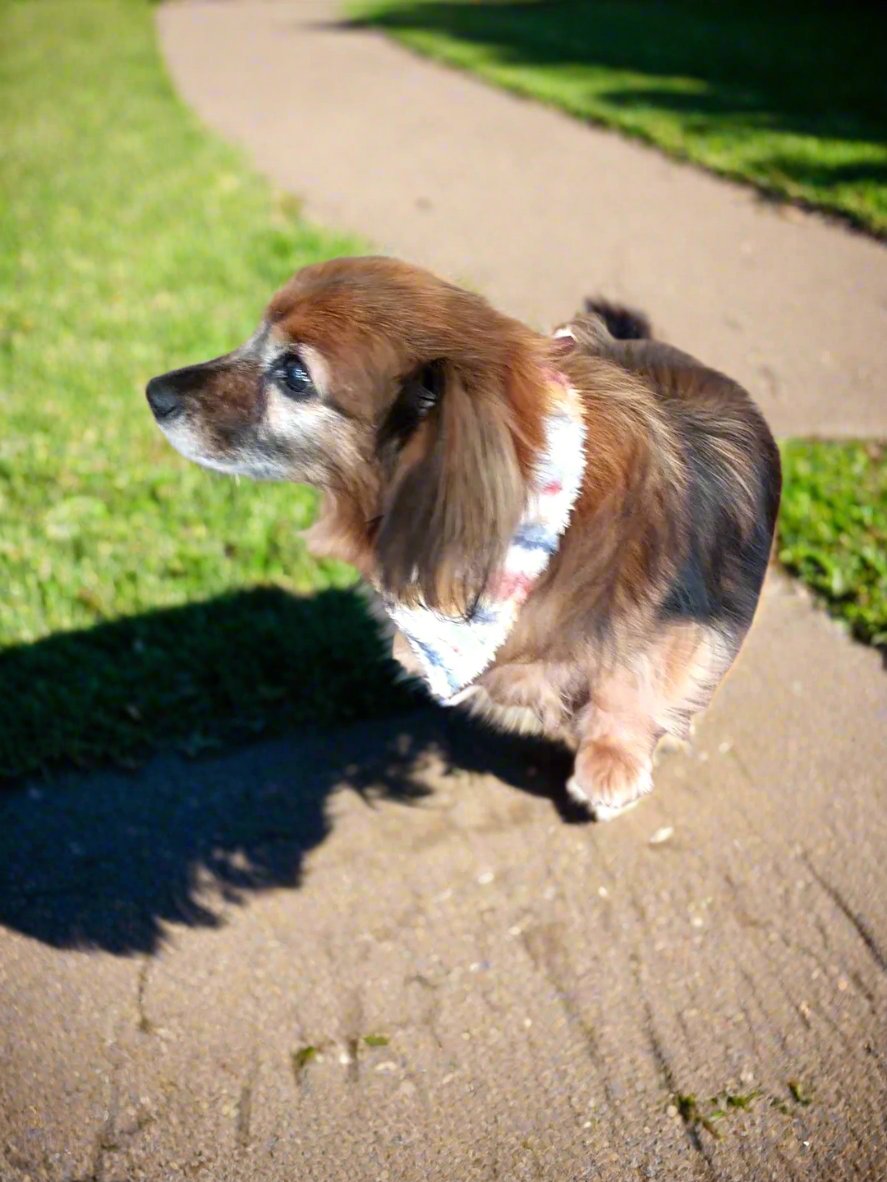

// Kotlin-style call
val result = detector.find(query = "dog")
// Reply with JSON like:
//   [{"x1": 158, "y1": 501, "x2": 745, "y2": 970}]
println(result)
[{"x1": 147, "y1": 257, "x2": 780, "y2": 819}]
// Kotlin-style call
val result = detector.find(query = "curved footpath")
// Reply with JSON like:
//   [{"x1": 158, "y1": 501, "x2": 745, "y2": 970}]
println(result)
[{"x1": 1, "y1": 3, "x2": 885, "y2": 1181}]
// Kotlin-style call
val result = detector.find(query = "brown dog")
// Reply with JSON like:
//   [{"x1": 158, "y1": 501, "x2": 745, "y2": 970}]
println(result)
[{"x1": 147, "y1": 257, "x2": 780, "y2": 819}]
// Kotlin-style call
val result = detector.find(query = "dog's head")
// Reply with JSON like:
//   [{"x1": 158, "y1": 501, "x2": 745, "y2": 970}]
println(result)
[{"x1": 147, "y1": 256, "x2": 558, "y2": 614}]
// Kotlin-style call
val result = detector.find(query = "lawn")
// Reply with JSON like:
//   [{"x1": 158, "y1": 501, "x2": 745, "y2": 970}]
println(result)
[
  {"x1": 779, "y1": 441, "x2": 886, "y2": 648},
  {"x1": 0, "y1": 0, "x2": 412, "y2": 779},
  {"x1": 351, "y1": 0, "x2": 887, "y2": 236}
]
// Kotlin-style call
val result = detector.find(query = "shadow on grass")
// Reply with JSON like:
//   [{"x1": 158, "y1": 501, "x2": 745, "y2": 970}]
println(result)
[
  {"x1": 0, "y1": 586, "x2": 416, "y2": 782},
  {"x1": 348, "y1": 0, "x2": 887, "y2": 219},
  {"x1": 0, "y1": 589, "x2": 580, "y2": 955}
]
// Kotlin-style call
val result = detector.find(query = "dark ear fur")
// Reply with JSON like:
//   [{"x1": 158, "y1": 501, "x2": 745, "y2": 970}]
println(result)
[
  {"x1": 376, "y1": 360, "x2": 445, "y2": 460},
  {"x1": 376, "y1": 358, "x2": 525, "y2": 617}
]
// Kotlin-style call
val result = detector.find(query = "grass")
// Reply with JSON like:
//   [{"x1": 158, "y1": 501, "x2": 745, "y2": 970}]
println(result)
[
  {"x1": 778, "y1": 441, "x2": 886, "y2": 648},
  {"x1": 0, "y1": 0, "x2": 413, "y2": 780},
  {"x1": 0, "y1": 2, "x2": 882, "y2": 783},
  {"x1": 350, "y1": 0, "x2": 887, "y2": 236},
  {"x1": 673, "y1": 1085, "x2": 809, "y2": 1141}
]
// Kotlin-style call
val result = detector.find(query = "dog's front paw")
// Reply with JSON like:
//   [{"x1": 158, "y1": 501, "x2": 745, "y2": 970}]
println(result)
[{"x1": 567, "y1": 743, "x2": 653, "y2": 821}]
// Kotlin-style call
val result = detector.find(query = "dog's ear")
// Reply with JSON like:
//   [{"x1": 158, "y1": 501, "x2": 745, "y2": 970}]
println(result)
[
  {"x1": 375, "y1": 356, "x2": 527, "y2": 617},
  {"x1": 376, "y1": 359, "x2": 446, "y2": 462}
]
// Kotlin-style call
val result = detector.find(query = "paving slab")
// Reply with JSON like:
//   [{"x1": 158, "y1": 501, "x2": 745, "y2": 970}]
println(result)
[
  {"x1": 1, "y1": 575, "x2": 886, "y2": 1181},
  {"x1": 157, "y1": 0, "x2": 887, "y2": 439}
]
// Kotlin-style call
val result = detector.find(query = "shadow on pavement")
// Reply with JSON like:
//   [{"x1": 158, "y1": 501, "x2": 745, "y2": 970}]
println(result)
[{"x1": 0, "y1": 706, "x2": 580, "y2": 956}]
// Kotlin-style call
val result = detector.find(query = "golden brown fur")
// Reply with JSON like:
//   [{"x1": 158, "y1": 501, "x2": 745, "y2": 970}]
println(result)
[{"x1": 147, "y1": 257, "x2": 781, "y2": 819}]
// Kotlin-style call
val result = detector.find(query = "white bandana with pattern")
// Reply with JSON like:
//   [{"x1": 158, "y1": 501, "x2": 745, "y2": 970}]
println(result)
[{"x1": 383, "y1": 374, "x2": 586, "y2": 703}]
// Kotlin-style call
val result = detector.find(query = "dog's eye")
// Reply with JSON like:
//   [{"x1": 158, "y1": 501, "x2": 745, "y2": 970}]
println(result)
[{"x1": 280, "y1": 357, "x2": 313, "y2": 397}]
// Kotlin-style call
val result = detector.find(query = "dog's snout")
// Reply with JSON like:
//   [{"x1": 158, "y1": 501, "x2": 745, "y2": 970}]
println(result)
[{"x1": 146, "y1": 375, "x2": 182, "y2": 421}]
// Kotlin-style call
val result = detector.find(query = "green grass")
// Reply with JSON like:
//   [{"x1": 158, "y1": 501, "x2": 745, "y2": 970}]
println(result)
[
  {"x1": 351, "y1": 0, "x2": 887, "y2": 236},
  {"x1": 0, "y1": 0, "x2": 412, "y2": 780},
  {"x1": 778, "y1": 442, "x2": 886, "y2": 648}
]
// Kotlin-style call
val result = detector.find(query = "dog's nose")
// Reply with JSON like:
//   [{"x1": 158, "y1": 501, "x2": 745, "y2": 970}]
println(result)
[{"x1": 146, "y1": 375, "x2": 181, "y2": 421}]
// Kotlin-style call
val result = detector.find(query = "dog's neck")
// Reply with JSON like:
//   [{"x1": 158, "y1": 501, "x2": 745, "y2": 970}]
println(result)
[{"x1": 382, "y1": 373, "x2": 586, "y2": 703}]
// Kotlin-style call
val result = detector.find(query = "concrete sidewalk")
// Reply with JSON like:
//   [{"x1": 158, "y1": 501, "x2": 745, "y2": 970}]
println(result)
[
  {"x1": 158, "y1": 0, "x2": 887, "y2": 440},
  {"x1": 1, "y1": 3, "x2": 885, "y2": 1180},
  {"x1": 2, "y1": 576, "x2": 885, "y2": 1181}
]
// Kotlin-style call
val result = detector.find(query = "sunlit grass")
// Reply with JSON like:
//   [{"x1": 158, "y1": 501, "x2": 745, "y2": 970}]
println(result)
[
  {"x1": 779, "y1": 441, "x2": 886, "y2": 648},
  {"x1": 0, "y1": 0, "x2": 411, "y2": 778}
]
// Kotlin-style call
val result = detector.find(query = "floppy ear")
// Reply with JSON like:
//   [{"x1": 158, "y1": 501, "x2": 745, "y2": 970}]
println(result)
[{"x1": 375, "y1": 357, "x2": 527, "y2": 617}]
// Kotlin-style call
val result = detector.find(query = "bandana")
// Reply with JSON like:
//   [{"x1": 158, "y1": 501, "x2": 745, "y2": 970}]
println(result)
[{"x1": 383, "y1": 374, "x2": 586, "y2": 704}]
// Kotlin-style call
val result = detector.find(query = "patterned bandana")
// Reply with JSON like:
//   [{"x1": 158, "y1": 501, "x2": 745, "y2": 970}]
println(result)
[{"x1": 383, "y1": 374, "x2": 586, "y2": 704}]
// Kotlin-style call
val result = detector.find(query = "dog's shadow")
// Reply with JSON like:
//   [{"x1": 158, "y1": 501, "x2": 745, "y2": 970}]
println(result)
[{"x1": 0, "y1": 700, "x2": 581, "y2": 957}]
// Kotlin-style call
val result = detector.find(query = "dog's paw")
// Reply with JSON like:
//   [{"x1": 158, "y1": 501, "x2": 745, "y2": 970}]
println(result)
[{"x1": 567, "y1": 745, "x2": 653, "y2": 821}]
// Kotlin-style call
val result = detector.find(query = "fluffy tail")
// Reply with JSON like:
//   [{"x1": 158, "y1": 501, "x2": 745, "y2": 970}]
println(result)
[{"x1": 584, "y1": 298, "x2": 652, "y2": 341}]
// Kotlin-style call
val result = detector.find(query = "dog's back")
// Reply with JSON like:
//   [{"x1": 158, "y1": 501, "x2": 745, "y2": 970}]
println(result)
[{"x1": 568, "y1": 298, "x2": 782, "y2": 641}]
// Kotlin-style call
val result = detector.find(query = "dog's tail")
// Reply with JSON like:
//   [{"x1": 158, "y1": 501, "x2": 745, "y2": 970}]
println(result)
[{"x1": 584, "y1": 298, "x2": 652, "y2": 341}]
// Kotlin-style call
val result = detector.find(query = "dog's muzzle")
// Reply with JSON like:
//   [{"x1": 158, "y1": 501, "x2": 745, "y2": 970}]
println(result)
[{"x1": 146, "y1": 373, "x2": 183, "y2": 422}]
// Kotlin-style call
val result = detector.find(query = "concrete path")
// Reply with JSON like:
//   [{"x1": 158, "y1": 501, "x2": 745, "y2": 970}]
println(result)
[
  {"x1": 2, "y1": 577, "x2": 886, "y2": 1181},
  {"x1": 157, "y1": 0, "x2": 887, "y2": 440},
  {"x1": 2, "y1": 4, "x2": 886, "y2": 1181}
]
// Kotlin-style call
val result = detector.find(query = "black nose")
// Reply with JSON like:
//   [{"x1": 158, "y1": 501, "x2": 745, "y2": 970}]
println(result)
[{"x1": 146, "y1": 375, "x2": 182, "y2": 421}]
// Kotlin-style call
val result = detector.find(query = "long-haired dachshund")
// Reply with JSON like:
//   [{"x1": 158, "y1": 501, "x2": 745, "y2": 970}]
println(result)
[{"x1": 147, "y1": 257, "x2": 780, "y2": 819}]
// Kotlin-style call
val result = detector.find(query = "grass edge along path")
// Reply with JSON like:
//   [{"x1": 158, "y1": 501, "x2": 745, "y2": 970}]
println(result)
[
  {"x1": 778, "y1": 440, "x2": 886, "y2": 650},
  {"x1": 350, "y1": 0, "x2": 887, "y2": 237}
]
